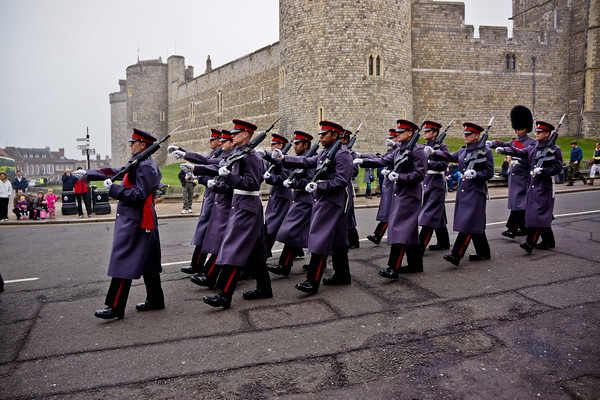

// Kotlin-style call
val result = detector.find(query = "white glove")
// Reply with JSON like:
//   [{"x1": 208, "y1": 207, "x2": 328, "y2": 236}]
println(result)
[
  {"x1": 495, "y1": 147, "x2": 504, "y2": 154},
  {"x1": 180, "y1": 163, "x2": 194, "y2": 173},
  {"x1": 167, "y1": 145, "x2": 179, "y2": 154},
  {"x1": 381, "y1": 168, "x2": 390, "y2": 177},
  {"x1": 532, "y1": 167, "x2": 543, "y2": 176},
  {"x1": 283, "y1": 179, "x2": 292, "y2": 188},
  {"x1": 424, "y1": 146, "x2": 434, "y2": 156},
  {"x1": 353, "y1": 158, "x2": 363, "y2": 165},
  {"x1": 271, "y1": 148, "x2": 284, "y2": 161},
  {"x1": 263, "y1": 171, "x2": 271, "y2": 180},
  {"x1": 103, "y1": 178, "x2": 113, "y2": 188},
  {"x1": 464, "y1": 169, "x2": 476, "y2": 179},
  {"x1": 386, "y1": 139, "x2": 395, "y2": 147},
  {"x1": 207, "y1": 179, "x2": 216, "y2": 189},
  {"x1": 72, "y1": 170, "x2": 86, "y2": 180},
  {"x1": 218, "y1": 166, "x2": 230, "y2": 177},
  {"x1": 172, "y1": 150, "x2": 186, "y2": 160},
  {"x1": 485, "y1": 141, "x2": 493, "y2": 147},
  {"x1": 256, "y1": 149, "x2": 266, "y2": 157},
  {"x1": 388, "y1": 171, "x2": 399, "y2": 182},
  {"x1": 305, "y1": 182, "x2": 317, "y2": 193}
]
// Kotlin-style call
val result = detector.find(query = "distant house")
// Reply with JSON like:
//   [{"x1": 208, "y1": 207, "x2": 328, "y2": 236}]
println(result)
[{"x1": 1, "y1": 147, "x2": 111, "y2": 183}]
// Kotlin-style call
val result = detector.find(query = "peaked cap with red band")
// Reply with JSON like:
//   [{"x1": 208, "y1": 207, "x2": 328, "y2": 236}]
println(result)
[
  {"x1": 293, "y1": 131, "x2": 313, "y2": 143},
  {"x1": 220, "y1": 130, "x2": 233, "y2": 141},
  {"x1": 395, "y1": 119, "x2": 419, "y2": 133},
  {"x1": 463, "y1": 122, "x2": 485, "y2": 134},
  {"x1": 270, "y1": 133, "x2": 288, "y2": 145},
  {"x1": 388, "y1": 128, "x2": 398, "y2": 138},
  {"x1": 422, "y1": 120, "x2": 442, "y2": 132},
  {"x1": 210, "y1": 129, "x2": 222, "y2": 140},
  {"x1": 128, "y1": 128, "x2": 157, "y2": 144},
  {"x1": 230, "y1": 119, "x2": 257, "y2": 134},
  {"x1": 535, "y1": 121, "x2": 555, "y2": 132},
  {"x1": 319, "y1": 120, "x2": 344, "y2": 135}
]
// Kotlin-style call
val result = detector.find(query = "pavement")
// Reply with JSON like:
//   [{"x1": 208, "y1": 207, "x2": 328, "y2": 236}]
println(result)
[{"x1": 0, "y1": 183, "x2": 599, "y2": 399}]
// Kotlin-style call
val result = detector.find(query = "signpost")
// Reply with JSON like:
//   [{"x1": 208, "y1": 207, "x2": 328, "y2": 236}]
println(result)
[{"x1": 75, "y1": 128, "x2": 94, "y2": 170}]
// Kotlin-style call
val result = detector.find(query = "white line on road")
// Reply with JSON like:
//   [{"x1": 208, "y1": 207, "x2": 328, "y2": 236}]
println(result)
[{"x1": 5, "y1": 277, "x2": 39, "y2": 284}]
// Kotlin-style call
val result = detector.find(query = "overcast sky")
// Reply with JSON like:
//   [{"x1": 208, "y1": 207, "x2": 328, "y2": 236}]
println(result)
[{"x1": 0, "y1": 0, "x2": 512, "y2": 162}]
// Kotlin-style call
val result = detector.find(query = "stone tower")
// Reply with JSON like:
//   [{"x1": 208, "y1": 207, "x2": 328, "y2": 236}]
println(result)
[
  {"x1": 109, "y1": 80, "x2": 129, "y2": 167},
  {"x1": 279, "y1": 0, "x2": 414, "y2": 138}
]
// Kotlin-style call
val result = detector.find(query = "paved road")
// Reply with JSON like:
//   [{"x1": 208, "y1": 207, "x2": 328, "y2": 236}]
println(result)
[{"x1": 0, "y1": 190, "x2": 599, "y2": 399}]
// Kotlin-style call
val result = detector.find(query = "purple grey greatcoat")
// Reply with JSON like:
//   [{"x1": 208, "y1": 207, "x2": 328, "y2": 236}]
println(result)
[
  {"x1": 432, "y1": 143, "x2": 495, "y2": 234},
  {"x1": 283, "y1": 143, "x2": 353, "y2": 255},
  {"x1": 193, "y1": 150, "x2": 233, "y2": 254},
  {"x1": 499, "y1": 140, "x2": 563, "y2": 227},
  {"x1": 362, "y1": 148, "x2": 395, "y2": 222},
  {"x1": 276, "y1": 151, "x2": 315, "y2": 248},
  {"x1": 264, "y1": 162, "x2": 292, "y2": 235},
  {"x1": 185, "y1": 148, "x2": 223, "y2": 246},
  {"x1": 489, "y1": 135, "x2": 536, "y2": 210},
  {"x1": 86, "y1": 155, "x2": 162, "y2": 279},
  {"x1": 347, "y1": 151, "x2": 359, "y2": 229},
  {"x1": 419, "y1": 140, "x2": 449, "y2": 229},
  {"x1": 361, "y1": 143, "x2": 427, "y2": 245},
  {"x1": 215, "y1": 146, "x2": 268, "y2": 267}
]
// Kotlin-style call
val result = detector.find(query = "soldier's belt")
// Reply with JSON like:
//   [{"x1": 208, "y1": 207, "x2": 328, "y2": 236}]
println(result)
[
  {"x1": 233, "y1": 189, "x2": 260, "y2": 196},
  {"x1": 426, "y1": 170, "x2": 445, "y2": 175}
]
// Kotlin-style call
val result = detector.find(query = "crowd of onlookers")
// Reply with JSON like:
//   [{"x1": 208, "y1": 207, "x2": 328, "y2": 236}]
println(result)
[{"x1": 0, "y1": 168, "x2": 94, "y2": 222}]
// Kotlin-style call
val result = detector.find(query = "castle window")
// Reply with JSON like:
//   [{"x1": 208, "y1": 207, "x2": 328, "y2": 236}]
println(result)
[
  {"x1": 318, "y1": 106, "x2": 324, "y2": 123},
  {"x1": 132, "y1": 112, "x2": 138, "y2": 122},
  {"x1": 127, "y1": 86, "x2": 133, "y2": 97},
  {"x1": 505, "y1": 54, "x2": 516, "y2": 70},
  {"x1": 368, "y1": 56, "x2": 374, "y2": 76},
  {"x1": 217, "y1": 91, "x2": 223, "y2": 115},
  {"x1": 367, "y1": 54, "x2": 382, "y2": 77},
  {"x1": 159, "y1": 111, "x2": 166, "y2": 122},
  {"x1": 376, "y1": 56, "x2": 381, "y2": 76},
  {"x1": 279, "y1": 68, "x2": 285, "y2": 88},
  {"x1": 190, "y1": 101, "x2": 195, "y2": 121},
  {"x1": 259, "y1": 87, "x2": 265, "y2": 103}
]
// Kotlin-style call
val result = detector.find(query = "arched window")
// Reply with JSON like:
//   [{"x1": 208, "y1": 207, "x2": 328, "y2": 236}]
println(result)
[
  {"x1": 318, "y1": 106, "x2": 324, "y2": 123},
  {"x1": 368, "y1": 55, "x2": 374, "y2": 76},
  {"x1": 367, "y1": 54, "x2": 382, "y2": 77},
  {"x1": 216, "y1": 91, "x2": 223, "y2": 115},
  {"x1": 376, "y1": 56, "x2": 381, "y2": 76}
]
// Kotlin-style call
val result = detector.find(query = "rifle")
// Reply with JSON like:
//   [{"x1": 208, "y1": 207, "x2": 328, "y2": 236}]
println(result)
[
  {"x1": 265, "y1": 141, "x2": 292, "y2": 175},
  {"x1": 392, "y1": 118, "x2": 429, "y2": 172},
  {"x1": 311, "y1": 139, "x2": 343, "y2": 183},
  {"x1": 346, "y1": 123, "x2": 362, "y2": 151},
  {"x1": 433, "y1": 119, "x2": 454, "y2": 150},
  {"x1": 210, "y1": 147, "x2": 223, "y2": 159},
  {"x1": 214, "y1": 118, "x2": 279, "y2": 181},
  {"x1": 112, "y1": 128, "x2": 179, "y2": 182},
  {"x1": 533, "y1": 114, "x2": 565, "y2": 169},
  {"x1": 465, "y1": 116, "x2": 494, "y2": 171},
  {"x1": 285, "y1": 143, "x2": 320, "y2": 182}
]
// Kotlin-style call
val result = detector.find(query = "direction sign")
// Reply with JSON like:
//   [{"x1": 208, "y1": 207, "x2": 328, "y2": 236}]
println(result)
[
  {"x1": 77, "y1": 144, "x2": 89, "y2": 150},
  {"x1": 88, "y1": 148, "x2": 96, "y2": 155},
  {"x1": 76, "y1": 137, "x2": 88, "y2": 142}
]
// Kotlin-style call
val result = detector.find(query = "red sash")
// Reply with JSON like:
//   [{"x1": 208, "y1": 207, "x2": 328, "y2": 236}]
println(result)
[
  {"x1": 513, "y1": 139, "x2": 525, "y2": 149},
  {"x1": 123, "y1": 173, "x2": 155, "y2": 231}
]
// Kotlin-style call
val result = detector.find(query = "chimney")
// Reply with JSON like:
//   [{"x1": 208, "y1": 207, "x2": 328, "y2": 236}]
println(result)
[{"x1": 59, "y1": 148, "x2": 65, "y2": 157}]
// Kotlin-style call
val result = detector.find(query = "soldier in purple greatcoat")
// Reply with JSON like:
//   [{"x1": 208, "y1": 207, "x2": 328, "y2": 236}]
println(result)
[
  {"x1": 199, "y1": 120, "x2": 272, "y2": 309},
  {"x1": 269, "y1": 131, "x2": 315, "y2": 276},
  {"x1": 360, "y1": 129, "x2": 399, "y2": 245},
  {"x1": 78, "y1": 129, "x2": 164, "y2": 320},
  {"x1": 272, "y1": 121, "x2": 353, "y2": 294},
  {"x1": 356, "y1": 119, "x2": 427, "y2": 278},
  {"x1": 418, "y1": 121, "x2": 450, "y2": 253},
  {"x1": 263, "y1": 133, "x2": 292, "y2": 249},
  {"x1": 341, "y1": 130, "x2": 360, "y2": 249},
  {"x1": 426, "y1": 122, "x2": 495, "y2": 267},
  {"x1": 169, "y1": 129, "x2": 223, "y2": 274},
  {"x1": 495, "y1": 121, "x2": 564, "y2": 254},
  {"x1": 488, "y1": 106, "x2": 536, "y2": 238}
]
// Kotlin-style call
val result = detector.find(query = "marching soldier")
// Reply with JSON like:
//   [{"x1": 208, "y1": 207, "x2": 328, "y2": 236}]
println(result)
[
  {"x1": 425, "y1": 122, "x2": 494, "y2": 267},
  {"x1": 488, "y1": 106, "x2": 536, "y2": 238},
  {"x1": 418, "y1": 121, "x2": 450, "y2": 253},
  {"x1": 355, "y1": 119, "x2": 427, "y2": 277},
  {"x1": 74, "y1": 129, "x2": 164, "y2": 320},
  {"x1": 272, "y1": 121, "x2": 353, "y2": 294},
  {"x1": 269, "y1": 131, "x2": 315, "y2": 276},
  {"x1": 495, "y1": 121, "x2": 563, "y2": 253},
  {"x1": 197, "y1": 120, "x2": 272, "y2": 309},
  {"x1": 263, "y1": 133, "x2": 292, "y2": 249},
  {"x1": 170, "y1": 129, "x2": 223, "y2": 274}
]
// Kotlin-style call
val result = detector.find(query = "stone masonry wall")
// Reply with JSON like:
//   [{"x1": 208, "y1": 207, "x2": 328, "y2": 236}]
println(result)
[{"x1": 109, "y1": 89, "x2": 128, "y2": 168}]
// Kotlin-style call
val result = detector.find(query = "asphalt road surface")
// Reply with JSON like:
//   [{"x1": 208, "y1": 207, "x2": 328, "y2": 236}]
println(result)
[{"x1": 1, "y1": 190, "x2": 599, "y2": 399}]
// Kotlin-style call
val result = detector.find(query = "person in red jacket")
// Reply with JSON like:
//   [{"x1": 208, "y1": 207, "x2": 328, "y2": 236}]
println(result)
[{"x1": 73, "y1": 167, "x2": 92, "y2": 217}]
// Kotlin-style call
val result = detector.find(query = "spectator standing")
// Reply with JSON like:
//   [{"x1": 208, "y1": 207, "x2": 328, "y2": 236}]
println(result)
[
  {"x1": 12, "y1": 190, "x2": 30, "y2": 220},
  {"x1": 587, "y1": 142, "x2": 600, "y2": 186},
  {"x1": 446, "y1": 163, "x2": 462, "y2": 192},
  {"x1": 565, "y1": 141, "x2": 587, "y2": 186},
  {"x1": 499, "y1": 156, "x2": 511, "y2": 179},
  {"x1": 0, "y1": 172, "x2": 12, "y2": 221},
  {"x1": 11, "y1": 170, "x2": 28, "y2": 193},
  {"x1": 73, "y1": 167, "x2": 92, "y2": 217},
  {"x1": 178, "y1": 169, "x2": 196, "y2": 214},
  {"x1": 61, "y1": 169, "x2": 75, "y2": 192},
  {"x1": 46, "y1": 188, "x2": 57, "y2": 219}
]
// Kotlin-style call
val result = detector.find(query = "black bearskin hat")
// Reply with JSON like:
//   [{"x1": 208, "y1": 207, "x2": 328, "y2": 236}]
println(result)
[{"x1": 510, "y1": 105, "x2": 533, "y2": 133}]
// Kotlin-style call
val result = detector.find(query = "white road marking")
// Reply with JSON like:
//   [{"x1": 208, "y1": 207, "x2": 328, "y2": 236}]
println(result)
[{"x1": 5, "y1": 277, "x2": 39, "y2": 284}]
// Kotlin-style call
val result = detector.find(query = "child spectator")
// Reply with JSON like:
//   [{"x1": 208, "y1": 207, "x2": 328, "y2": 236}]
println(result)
[
  {"x1": 17, "y1": 195, "x2": 30, "y2": 220},
  {"x1": 45, "y1": 188, "x2": 58, "y2": 219},
  {"x1": 31, "y1": 191, "x2": 47, "y2": 220}
]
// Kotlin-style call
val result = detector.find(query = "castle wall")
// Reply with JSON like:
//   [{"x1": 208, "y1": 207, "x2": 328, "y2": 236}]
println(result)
[
  {"x1": 165, "y1": 45, "x2": 280, "y2": 160},
  {"x1": 411, "y1": 0, "x2": 571, "y2": 138},
  {"x1": 109, "y1": 90, "x2": 129, "y2": 168}
]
